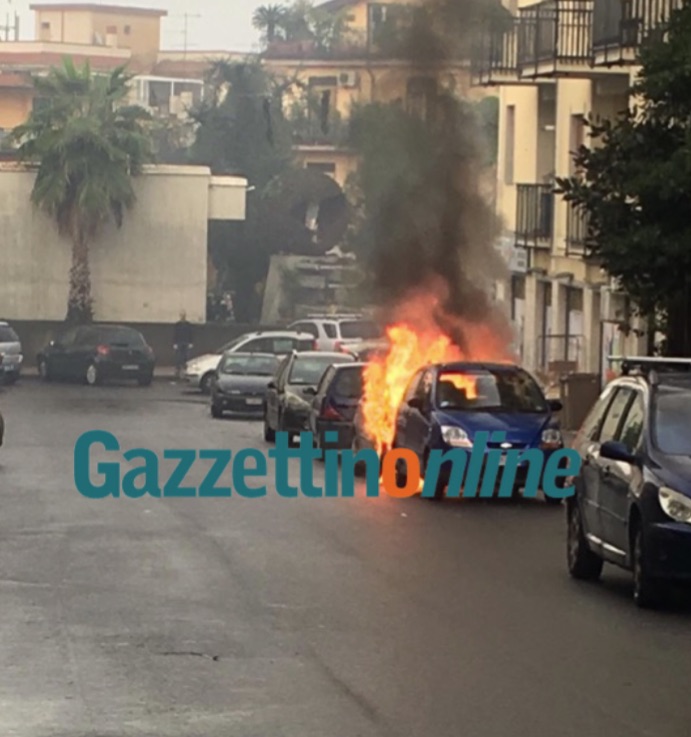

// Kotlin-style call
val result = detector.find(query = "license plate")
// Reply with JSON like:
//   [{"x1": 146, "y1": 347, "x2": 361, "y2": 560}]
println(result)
[
  {"x1": 246, "y1": 398, "x2": 263, "y2": 406},
  {"x1": 122, "y1": 364, "x2": 139, "y2": 370}
]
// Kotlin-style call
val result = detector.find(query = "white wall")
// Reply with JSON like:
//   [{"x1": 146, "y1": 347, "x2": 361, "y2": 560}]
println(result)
[{"x1": 0, "y1": 165, "x2": 247, "y2": 323}]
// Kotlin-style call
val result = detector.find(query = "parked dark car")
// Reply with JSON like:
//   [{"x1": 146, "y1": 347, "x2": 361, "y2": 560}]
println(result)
[
  {"x1": 210, "y1": 352, "x2": 280, "y2": 418},
  {"x1": 308, "y1": 362, "x2": 365, "y2": 450},
  {"x1": 263, "y1": 350, "x2": 355, "y2": 441},
  {"x1": 37, "y1": 324, "x2": 155, "y2": 386},
  {"x1": 0, "y1": 320, "x2": 23, "y2": 384},
  {"x1": 567, "y1": 357, "x2": 691, "y2": 608},
  {"x1": 391, "y1": 361, "x2": 564, "y2": 501}
]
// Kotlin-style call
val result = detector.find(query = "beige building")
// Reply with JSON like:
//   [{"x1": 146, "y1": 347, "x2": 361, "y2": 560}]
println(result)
[{"x1": 472, "y1": 0, "x2": 680, "y2": 382}]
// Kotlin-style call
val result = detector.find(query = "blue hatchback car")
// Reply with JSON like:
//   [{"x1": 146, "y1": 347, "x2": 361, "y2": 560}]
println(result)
[
  {"x1": 391, "y1": 362, "x2": 564, "y2": 501},
  {"x1": 567, "y1": 358, "x2": 691, "y2": 608}
]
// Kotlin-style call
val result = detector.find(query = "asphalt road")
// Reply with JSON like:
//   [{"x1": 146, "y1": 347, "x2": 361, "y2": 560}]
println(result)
[{"x1": 1, "y1": 380, "x2": 690, "y2": 737}]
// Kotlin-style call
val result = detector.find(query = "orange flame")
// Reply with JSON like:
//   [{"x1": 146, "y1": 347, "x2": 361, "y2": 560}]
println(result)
[{"x1": 361, "y1": 280, "x2": 516, "y2": 454}]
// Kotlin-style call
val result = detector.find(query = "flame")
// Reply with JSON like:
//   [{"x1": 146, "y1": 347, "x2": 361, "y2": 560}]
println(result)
[
  {"x1": 361, "y1": 280, "x2": 516, "y2": 454},
  {"x1": 441, "y1": 372, "x2": 479, "y2": 399}
]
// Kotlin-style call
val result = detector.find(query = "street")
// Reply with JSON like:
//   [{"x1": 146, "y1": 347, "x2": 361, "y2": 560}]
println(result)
[{"x1": 0, "y1": 381, "x2": 690, "y2": 737}]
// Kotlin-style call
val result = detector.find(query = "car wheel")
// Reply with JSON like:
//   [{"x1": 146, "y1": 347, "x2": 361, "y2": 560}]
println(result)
[
  {"x1": 544, "y1": 492, "x2": 563, "y2": 505},
  {"x1": 211, "y1": 401, "x2": 223, "y2": 419},
  {"x1": 632, "y1": 524, "x2": 665, "y2": 609},
  {"x1": 420, "y1": 450, "x2": 445, "y2": 501},
  {"x1": 199, "y1": 372, "x2": 214, "y2": 394},
  {"x1": 138, "y1": 373, "x2": 153, "y2": 387},
  {"x1": 567, "y1": 500, "x2": 603, "y2": 580},
  {"x1": 263, "y1": 413, "x2": 276, "y2": 442},
  {"x1": 38, "y1": 358, "x2": 51, "y2": 382},
  {"x1": 85, "y1": 363, "x2": 100, "y2": 386}
]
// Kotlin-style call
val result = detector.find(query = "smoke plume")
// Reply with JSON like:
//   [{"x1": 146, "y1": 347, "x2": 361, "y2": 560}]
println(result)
[{"x1": 353, "y1": 0, "x2": 513, "y2": 355}]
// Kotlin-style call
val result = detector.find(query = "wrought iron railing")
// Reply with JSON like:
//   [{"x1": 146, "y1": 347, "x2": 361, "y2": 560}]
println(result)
[
  {"x1": 592, "y1": 0, "x2": 683, "y2": 55},
  {"x1": 518, "y1": 0, "x2": 593, "y2": 74},
  {"x1": 516, "y1": 184, "x2": 554, "y2": 247},
  {"x1": 471, "y1": 19, "x2": 520, "y2": 84},
  {"x1": 565, "y1": 202, "x2": 589, "y2": 256}
]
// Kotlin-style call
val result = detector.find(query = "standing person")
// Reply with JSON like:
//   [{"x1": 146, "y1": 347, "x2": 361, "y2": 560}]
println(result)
[{"x1": 173, "y1": 310, "x2": 194, "y2": 380}]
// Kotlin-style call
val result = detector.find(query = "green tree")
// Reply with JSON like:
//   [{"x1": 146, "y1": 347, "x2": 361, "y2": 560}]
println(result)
[
  {"x1": 252, "y1": 4, "x2": 287, "y2": 45},
  {"x1": 11, "y1": 58, "x2": 152, "y2": 324},
  {"x1": 556, "y1": 3, "x2": 691, "y2": 355}
]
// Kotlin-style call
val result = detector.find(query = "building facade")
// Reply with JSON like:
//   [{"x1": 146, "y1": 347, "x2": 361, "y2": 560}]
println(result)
[{"x1": 473, "y1": 0, "x2": 680, "y2": 383}]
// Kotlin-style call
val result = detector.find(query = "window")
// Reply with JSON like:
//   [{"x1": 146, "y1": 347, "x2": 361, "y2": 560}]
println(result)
[
  {"x1": 58, "y1": 328, "x2": 79, "y2": 347},
  {"x1": 618, "y1": 392, "x2": 645, "y2": 453},
  {"x1": 306, "y1": 162, "x2": 336, "y2": 175},
  {"x1": 289, "y1": 355, "x2": 352, "y2": 385},
  {"x1": 403, "y1": 370, "x2": 423, "y2": 403},
  {"x1": 323, "y1": 323, "x2": 338, "y2": 339},
  {"x1": 271, "y1": 337, "x2": 298, "y2": 354},
  {"x1": 331, "y1": 366, "x2": 364, "y2": 398},
  {"x1": 317, "y1": 366, "x2": 336, "y2": 394},
  {"x1": 338, "y1": 320, "x2": 381, "y2": 340},
  {"x1": 577, "y1": 384, "x2": 616, "y2": 442},
  {"x1": 242, "y1": 338, "x2": 273, "y2": 353},
  {"x1": 41, "y1": 21, "x2": 50, "y2": 29},
  {"x1": 0, "y1": 325, "x2": 19, "y2": 342},
  {"x1": 123, "y1": 25, "x2": 131, "y2": 35},
  {"x1": 504, "y1": 105, "x2": 515, "y2": 185},
  {"x1": 308, "y1": 76, "x2": 338, "y2": 87},
  {"x1": 415, "y1": 369, "x2": 434, "y2": 408},
  {"x1": 598, "y1": 388, "x2": 634, "y2": 443},
  {"x1": 652, "y1": 386, "x2": 691, "y2": 455},
  {"x1": 219, "y1": 354, "x2": 279, "y2": 376},
  {"x1": 569, "y1": 114, "x2": 585, "y2": 177}
]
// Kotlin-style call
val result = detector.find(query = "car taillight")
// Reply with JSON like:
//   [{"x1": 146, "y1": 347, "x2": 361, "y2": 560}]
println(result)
[
  {"x1": 321, "y1": 401, "x2": 342, "y2": 420},
  {"x1": 96, "y1": 344, "x2": 110, "y2": 356},
  {"x1": 312, "y1": 340, "x2": 318, "y2": 350}
]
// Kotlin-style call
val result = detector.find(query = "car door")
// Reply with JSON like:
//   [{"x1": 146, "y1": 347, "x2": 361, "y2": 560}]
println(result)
[
  {"x1": 69, "y1": 327, "x2": 97, "y2": 378},
  {"x1": 574, "y1": 384, "x2": 618, "y2": 540},
  {"x1": 590, "y1": 386, "x2": 635, "y2": 551},
  {"x1": 599, "y1": 390, "x2": 645, "y2": 554},
  {"x1": 49, "y1": 327, "x2": 79, "y2": 377},
  {"x1": 394, "y1": 370, "x2": 423, "y2": 450},
  {"x1": 266, "y1": 356, "x2": 288, "y2": 429},
  {"x1": 406, "y1": 368, "x2": 435, "y2": 463},
  {"x1": 242, "y1": 337, "x2": 273, "y2": 354}
]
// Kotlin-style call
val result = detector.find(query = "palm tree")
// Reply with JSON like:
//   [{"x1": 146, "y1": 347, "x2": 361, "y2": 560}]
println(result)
[
  {"x1": 252, "y1": 4, "x2": 287, "y2": 45},
  {"x1": 12, "y1": 58, "x2": 152, "y2": 324}
]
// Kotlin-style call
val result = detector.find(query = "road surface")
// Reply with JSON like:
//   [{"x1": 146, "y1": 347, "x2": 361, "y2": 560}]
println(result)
[{"x1": 0, "y1": 381, "x2": 689, "y2": 737}]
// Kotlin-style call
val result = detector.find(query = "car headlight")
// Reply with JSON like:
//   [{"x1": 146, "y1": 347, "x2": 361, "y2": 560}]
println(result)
[
  {"x1": 658, "y1": 487, "x2": 691, "y2": 524},
  {"x1": 540, "y1": 428, "x2": 562, "y2": 449},
  {"x1": 441, "y1": 425, "x2": 472, "y2": 448}
]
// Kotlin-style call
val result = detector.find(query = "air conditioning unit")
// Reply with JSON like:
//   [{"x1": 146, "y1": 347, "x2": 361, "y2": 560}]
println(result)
[{"x1": 339, "y1": 71, "x2": 359, "y2": 88}]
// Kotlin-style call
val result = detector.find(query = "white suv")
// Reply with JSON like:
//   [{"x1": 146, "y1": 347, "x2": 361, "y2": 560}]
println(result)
[
  {"x1": 288, "y1": 315, "x2": 381, "y2": 352},
  {"x1": 184, "y1": 330, "x2": 315, "y2": 392},
  {"x1": 0, "y1": 321, "x2": 23, "y2": 384}
]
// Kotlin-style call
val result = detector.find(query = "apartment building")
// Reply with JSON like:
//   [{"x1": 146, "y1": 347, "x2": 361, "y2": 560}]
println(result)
[
  {"x1": 263, "y1": 0, "x2": 486, "y2": 185},
  {"x1": 473, "y1": 0, "x2": 681, "y2": 382},
  {"x1": 0, "y1": 4, "x2": 222, "y2": 135}
]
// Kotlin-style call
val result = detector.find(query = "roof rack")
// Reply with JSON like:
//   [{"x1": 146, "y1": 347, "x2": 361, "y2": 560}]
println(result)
[{"x1": 607, "y1": 355, "x2": 691, "y2": 384}]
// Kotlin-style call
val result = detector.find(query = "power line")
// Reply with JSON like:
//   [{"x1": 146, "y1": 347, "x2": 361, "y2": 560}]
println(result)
[{"x1": 167, "y1": 12, "x2": 201, "y2": 61}]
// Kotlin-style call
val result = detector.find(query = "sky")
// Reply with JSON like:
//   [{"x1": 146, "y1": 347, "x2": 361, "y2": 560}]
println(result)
[{"x1": 3, "y1": 0, "x2": 269, "y2": 52}]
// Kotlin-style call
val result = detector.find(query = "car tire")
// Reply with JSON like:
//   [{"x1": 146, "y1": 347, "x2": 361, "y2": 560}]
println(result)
[
  {"x1": 199, "y1": 372, "x2": 214, "y2": 394},
  {"x1": 38, "y1": 357, "x2": 51, "y2": 382},
  {"x1": 138, "y1": 374, "x2": 153, "y2": 387},
  {"x1": 567, "y1": 500, "x2": 603, "y2": 581},
  {"x1": 420, "y1": 450, "x2": 445, "y2": 501},
  {"x1": 211, "y1": 402, "x2": 223, "y2": 419},
  {"x1": 263, "y1": 415, "x2": 276, "y2": 442},
  {"x1": 632, "y1": 524, "x2": 665, "y2": 609},
  {"x1": 85, "y1": 363, "x2": 100, "y2": 386}
]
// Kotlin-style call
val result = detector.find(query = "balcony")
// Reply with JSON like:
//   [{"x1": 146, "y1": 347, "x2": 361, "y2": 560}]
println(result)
[
  {"x1": 518, "y1": 0, "x2": 593, "y2": 78},
  {"x1": 592, "y1": 0, "x2": 683, "y2": 66},
  {"x1": 515, "y1": 184, "x2": 554, "y2": 251},
  {"x1": 471, "y1": 19, "x2": 524, "y2": 86}
]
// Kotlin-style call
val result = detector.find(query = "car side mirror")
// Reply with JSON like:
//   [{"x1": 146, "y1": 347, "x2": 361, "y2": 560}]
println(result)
[
  {"x1": 408, "y1": 397, "x2": 423, "y2": 410},
  {"x1": 548, "y1": 399, "x2": 563, "y2": 412},
  {"x1": 304, "y1": 386, "x2": 317, "y2": 396},
  {"x1": 600, "y1": 439, "x2": 638, "y2": 465},
  {"x1": 267, "y1": 380, "x2": 276, "y2": 389}
]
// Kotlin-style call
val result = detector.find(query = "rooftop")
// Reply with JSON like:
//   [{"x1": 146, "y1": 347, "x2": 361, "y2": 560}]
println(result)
[{"x1": 29, "y1": 3, "x2": 168, "y2": 17}]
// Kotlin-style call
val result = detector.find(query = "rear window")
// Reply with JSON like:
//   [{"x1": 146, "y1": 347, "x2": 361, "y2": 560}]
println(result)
[
  {"x1": 0, "y1": 325, "x2": 19, "y2": 342},
  {"x1": 339, "y1": 320, "x2": 380, "y2": 340},
  {"x1": 289, "y1": 354, "x2": 353, "y2": 385},
  {"x1": 323, "y1": 323, "x2": 338, "y2": 339},
  {"x1": 90, "y1": 327, "x2": 146, "y2": 346},
  {"x1": 219, "y1": 354, "x2": 279, "y2": 376},
  {"x1": 297, "y1": 338, "x2": 315, "y2": 351},
  {"x1": 331, "y1": 367, "x2": 364, "y2": 398}
]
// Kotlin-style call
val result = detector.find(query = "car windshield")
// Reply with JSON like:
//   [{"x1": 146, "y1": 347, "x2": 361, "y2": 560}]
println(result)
[
  {"x1": 435, "y1": 369, "x2": 549, "y2": 413},
  {"x1": 289, "y1": 355, "x2": 352, "y2": 385},
  {"x1": 332, "y1": 367, "x2": 364, "y2": 398},
  {"x1": 219, "y1": 354, "x2": 278, "y2": 376},
  {"x1": 652, "y1": 387, "x2": 691, "y2": 454},
  {"x1": 0, "y1": 326, "x2": 19, "y2": 342},
  {"x1": 339, "y1": 320, "x2": 381, "y2": 340}
]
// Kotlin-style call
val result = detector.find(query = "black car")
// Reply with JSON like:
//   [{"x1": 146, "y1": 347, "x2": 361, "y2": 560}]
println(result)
[
  {"x1": 567, "y1": 357, "x2": 691, "y2": 608},
  {"x1": 210, "y1": 352, "x2": 280, "y2": 418},
  {"x1": 37, "y1": 324, "x2": 155, "y2": 386},
  {"x1": 308, "y1": 362, "x2": 365, "y2": 450},
  {"x1": 263, "y1": 351, "x2": 355, "y2": 441}
]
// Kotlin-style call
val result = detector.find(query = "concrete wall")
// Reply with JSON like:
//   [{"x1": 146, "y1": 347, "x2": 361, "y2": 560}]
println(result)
[{"x1": 0, "y1": 165, "x2": 247, "y2": 324}]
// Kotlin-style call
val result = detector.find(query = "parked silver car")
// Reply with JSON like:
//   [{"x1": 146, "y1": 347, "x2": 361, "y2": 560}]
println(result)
[{"x1": 0, "y1": 321, "x2": 22, "y2": 384}]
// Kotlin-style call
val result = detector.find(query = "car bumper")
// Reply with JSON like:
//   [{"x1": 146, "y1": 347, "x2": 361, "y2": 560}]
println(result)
[
  {"x1": 95, "y1": 359, "x2": 154, "y2": 380},
  {"x1": 647, "y1": 522, "x2": 691, "y2": 581},
  {"x1": 1, "y1": 356, "x2": 22, "y2": 375},
  {"x1": 213, "y1": 394, "x2": 265, "y2": 414},
  {"x1": 316, "y1": 420, "x2": 354, "y2": 450}
]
